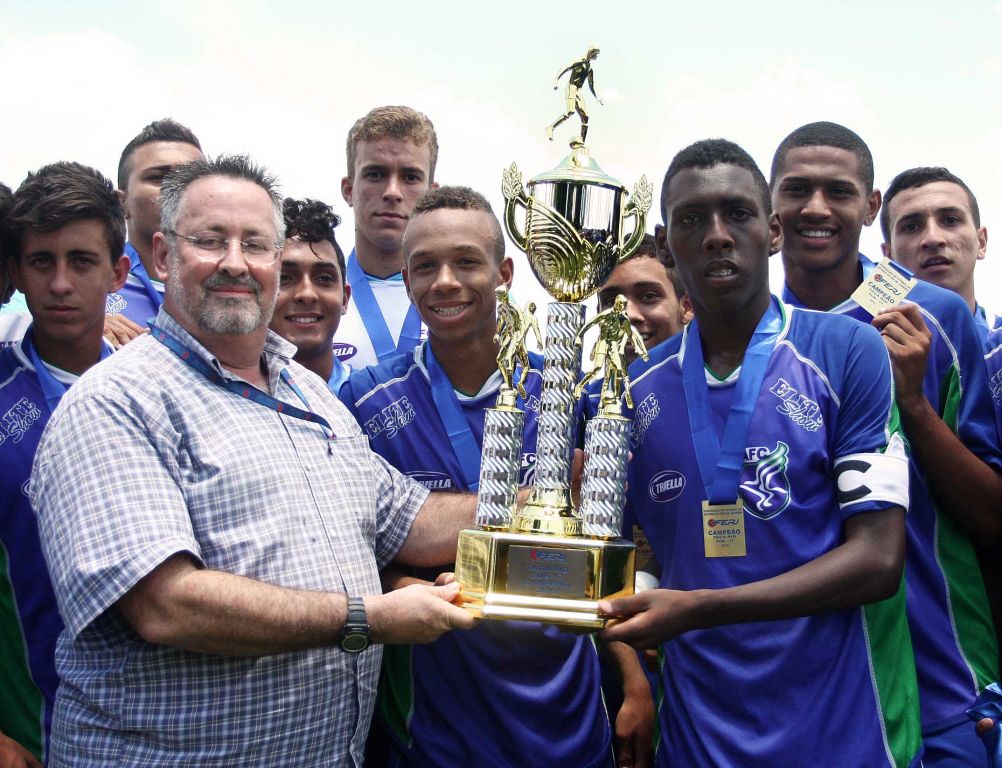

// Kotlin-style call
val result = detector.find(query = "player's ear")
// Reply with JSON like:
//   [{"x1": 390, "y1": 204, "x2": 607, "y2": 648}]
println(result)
[
  {"x1": 499, "y1": 256, "x2": 514, "y2": 289},
  {"x1": 654, "y1": 224, "x2": 675, "y2": 267},
  {"x1": 768, "y1": 213, "x2": 783, "y2": 256},
  {"x1": 864, "y1": 189, "x2": 882, "y2": 227}
]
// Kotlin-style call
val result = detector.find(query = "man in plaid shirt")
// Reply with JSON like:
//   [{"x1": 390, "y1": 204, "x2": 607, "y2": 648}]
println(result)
[{"x1": 30, "y1": 154, "x2": 476, "y2": 767}]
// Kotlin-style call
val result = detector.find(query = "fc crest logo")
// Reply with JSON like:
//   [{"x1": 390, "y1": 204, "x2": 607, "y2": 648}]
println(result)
[{"x1": 740, "y1": 442, "x2": 791, "y2": 520}]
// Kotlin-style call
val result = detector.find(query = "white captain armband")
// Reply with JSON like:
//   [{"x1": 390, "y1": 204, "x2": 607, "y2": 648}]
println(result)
[{"x1": 834, "y1": 434, "x2": 909, "y2": 512}]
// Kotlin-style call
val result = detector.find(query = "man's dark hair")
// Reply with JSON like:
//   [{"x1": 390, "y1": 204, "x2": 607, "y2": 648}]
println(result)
[
  {"x1": 160, "y1": 154, "x2": 285, "y2": 246},
  {"x1": 622, "y1": 233, "x2": 686, "y2": 299},
  {"x1": 7, "y1": 162, "x2": 125, "y2": 265},
  {"x1": 0, "y1": 182, "x2": 13, "y2": 303},
  {"x1": 283, "y1": 197, "x2": 345, "y2": 278},
  {"x1": 118, "y1": 118, "x2": 202, "y2": 190},
  {"x1": 661, "y1": 138, "x2": 771, "y2": 220},
  {"x1": 770, "y1": 121, "x2": 874, "y2": 193},
  {"x1": 409, "y1": 185, "x2": 505, "y2": 261},
  {"x1": 880, "y1": 166, "x2": 980, "y2": 242}
]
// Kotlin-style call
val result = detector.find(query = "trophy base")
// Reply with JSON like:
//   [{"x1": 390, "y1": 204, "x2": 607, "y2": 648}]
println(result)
[{"x1": 455, "y1": 528, "x2": 635, "y2": 628}]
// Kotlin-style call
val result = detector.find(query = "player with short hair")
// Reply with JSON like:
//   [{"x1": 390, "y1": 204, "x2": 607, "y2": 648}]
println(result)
[
  {"x1": 600, "y1": 138, "x2": 920, "y2": 767},
  {"x1": 268, "y1": 197, "x2": 351, "y2": 394},
  {"x1": 881, "y1": 166, "x2": 997, "y2": 341},
  {"x1": 338, "y1": 105, "x2": 437, "y2": 370},
  {"x1": 343, "y1": 185, "x2": 653, "y2": 768},
  {"x1": 0, "y1": 161, "x2": 128, "y2": 766},
  {"x1": 772, "y1": 121, "x2": 1002, "y2": 764},
  {"x1": 103, "y1": 118, "x2": 203, "y2": 347}
]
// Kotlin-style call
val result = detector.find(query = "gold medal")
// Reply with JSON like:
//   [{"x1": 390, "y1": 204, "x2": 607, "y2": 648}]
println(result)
[{"x1": 702, "y1": 500, "x2": 746, "y2": 558}]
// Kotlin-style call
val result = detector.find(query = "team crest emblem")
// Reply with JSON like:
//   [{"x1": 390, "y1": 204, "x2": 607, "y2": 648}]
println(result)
[{"x1": 740, "y1": 442, "x2": 791, "y2": 520}]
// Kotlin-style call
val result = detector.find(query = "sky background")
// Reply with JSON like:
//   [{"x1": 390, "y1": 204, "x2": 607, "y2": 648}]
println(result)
[{"x1": 4, "y1": 0, "x2": 1002, "y2": 312}]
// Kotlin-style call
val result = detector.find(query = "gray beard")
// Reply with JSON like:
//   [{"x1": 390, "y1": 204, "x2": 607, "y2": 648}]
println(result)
[{"x1": 166, "y1": 256, "x2": 278, "y2": 336}]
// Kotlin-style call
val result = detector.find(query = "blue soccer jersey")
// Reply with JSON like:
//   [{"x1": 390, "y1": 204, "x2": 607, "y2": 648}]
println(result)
[
  {"x1": 0, "y1": 331, "x2": 98, "y2": 763},
  {"x1": 342, "y1": 344, "x2": 614, "y2": 768},
  {"x1": 986, "y1": 329, "x2": 1002, "y2": 454},
  {"x1": 103, "y1": 244, "x2": 163, "y2": 326},
  {"x1": 622, "y1": 299, "x2": 921, "y2": 767},
  {"x1": 976, "y1": 305, "x2": 1002, "y2": 349},
  {"x1": 784, "y1": 255, "x2": 1002, "y2": 732}
]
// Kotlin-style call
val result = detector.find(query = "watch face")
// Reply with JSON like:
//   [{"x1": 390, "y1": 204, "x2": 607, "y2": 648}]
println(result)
[{"x1": 342, "y1": 632, "x2": 369, "y2": 653}]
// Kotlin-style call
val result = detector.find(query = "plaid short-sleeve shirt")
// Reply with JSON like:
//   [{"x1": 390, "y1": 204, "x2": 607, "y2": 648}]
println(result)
[{"x1": 31, "y1": 310, "x2": 428, "y2": 767}]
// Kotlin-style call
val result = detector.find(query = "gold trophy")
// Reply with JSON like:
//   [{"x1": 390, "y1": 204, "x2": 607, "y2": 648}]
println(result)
[{"x1": 455, "y1": 49, "x2": 652, "y2": 627}]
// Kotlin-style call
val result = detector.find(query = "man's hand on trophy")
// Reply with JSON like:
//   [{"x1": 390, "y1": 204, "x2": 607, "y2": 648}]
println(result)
[
  {"x1": 365, "y1": 583, "x2": 476, "y2": 644},
  {"x1": 597, "y1": 589, "x2": 703, "y2": 648}
]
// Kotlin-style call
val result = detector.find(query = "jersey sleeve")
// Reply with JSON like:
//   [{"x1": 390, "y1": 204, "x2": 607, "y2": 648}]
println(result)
[
  {"x1": 936, "y1": 301, "x2": 1002, "y2": 472},
  {"x1": 832, "y1": 322, "x2": 909, "y2": 518},
  {"x1": 30, "y1": 393, "x2": 202, "y2": 639}
]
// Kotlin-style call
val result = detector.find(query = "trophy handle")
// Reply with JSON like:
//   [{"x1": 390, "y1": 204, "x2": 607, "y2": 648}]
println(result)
[
  {"x1": 619, "y1": 175, "x2": 653, "y2": 261},
  {"x1": 502, "y1": 163, "x2": 530, "y2": 252}
]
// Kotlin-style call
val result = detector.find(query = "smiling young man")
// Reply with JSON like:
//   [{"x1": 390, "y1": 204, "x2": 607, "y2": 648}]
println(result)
[
  {"x1": 268, "y1": 197, "x2": 351, "y2": 394},
  {"x1": 772, "y1": 122, "x2": 1002, "y2": 764},
  {"x1": 599, "y1": 139, "x2": 920, "y2": 767},
  {"x1": 337, "y1": 106, "x2": 437, "y2": 370},
  {"x1": 0, "y1": 162, "x2": 127, "y2": 767},
  {"x1": 103, "y1": 118, "x2": 203, "y2": 347},
  {"x1": 342, "y1": 186, "x2": 654, "y2": 768},
  {"x1": 881, "y1": 166, "x2": 997, "y2": 341},
  {"x1": 596, "y1": 233, "x2": 691, "y2": 365}
]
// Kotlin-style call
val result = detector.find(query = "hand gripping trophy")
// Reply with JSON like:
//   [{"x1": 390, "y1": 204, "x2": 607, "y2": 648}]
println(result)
[{"x1": 455, "y1": 49, "x2": 653, "y2": 627}]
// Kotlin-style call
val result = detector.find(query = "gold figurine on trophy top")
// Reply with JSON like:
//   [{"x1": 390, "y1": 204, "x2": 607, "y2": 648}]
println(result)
[
  {"x1": 545, "y1": 45, "x2": 602, "y2": 151},
  {"x1": 494, "y1": 287, "x2": 542, "y2": 408},
  {"x1": 573, "y1": 294, "x2": 649, "y2": 414}
]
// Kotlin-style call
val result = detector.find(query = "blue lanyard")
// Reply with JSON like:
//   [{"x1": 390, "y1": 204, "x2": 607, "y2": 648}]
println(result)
[
  {"x1": 126, "y1": 243, "x2": 164, "y2": 311},
  {"x1": 681, "y1": 298, "x2": 783, "y2": 504},
  {"x1": 22, "y1": 326, "x2": 112, "y2": 414},
  {"x1": 327, "y1": 357, "x2": 348, "y2": 396},
  {"x1": 151, "y1": 324, "x2": 335, "y2": 438},
  {"x1": 346, "y1": 250, "x2": 422, "y2": 361},
  {"x1": 424, "y1": 343, "x2": 484, "y2": 491}
]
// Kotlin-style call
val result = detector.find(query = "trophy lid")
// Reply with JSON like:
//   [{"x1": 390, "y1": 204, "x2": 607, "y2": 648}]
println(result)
[{"x1": 529, "y1": 149, "x2": 627, "y2": 193}]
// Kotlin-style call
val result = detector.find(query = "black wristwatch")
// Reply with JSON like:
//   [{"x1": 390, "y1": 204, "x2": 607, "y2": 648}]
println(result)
[{"x1": 340, "y1": 596, "x2": 370, "y2": 653}]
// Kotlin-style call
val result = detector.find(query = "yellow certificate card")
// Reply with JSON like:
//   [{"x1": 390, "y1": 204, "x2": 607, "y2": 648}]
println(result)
[
  {"x1": 849, "y1": 258, "x2": 917, "y2": 317},
  {"x1": 702, "y1": 500, "x2": 746, "y2": 558}
]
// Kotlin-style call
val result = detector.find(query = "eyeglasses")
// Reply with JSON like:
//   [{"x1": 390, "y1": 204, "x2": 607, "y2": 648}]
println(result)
[{"x1": 168, "y1": 231, "x2": 281, "y2": 264}]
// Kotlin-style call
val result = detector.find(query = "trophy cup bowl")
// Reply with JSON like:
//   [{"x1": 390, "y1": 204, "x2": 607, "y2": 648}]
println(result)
[{"x1": 454, "y1": 148, "x2": 652, "y2": 628}]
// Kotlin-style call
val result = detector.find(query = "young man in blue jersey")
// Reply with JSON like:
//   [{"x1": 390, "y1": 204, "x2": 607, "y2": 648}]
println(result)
[
  {"x1": 338, "y1": 106, "x2": 436, "y2": 371},
  {"x1": 342, "y1": 186, "x2": 654, "y2": 768},
  {"x1": 0, "y1": 161, "x2": 128, "y2": 766},
  {"x1": 599, "y1": 139, "x2": 919, "y2": 767},
  {"x1": 881, "y1": 167, "x2": 997, "y2": 342},
  {"x1": 268, "y1": 197, "x2": 351, "y2": 395},
  {"x1": 103, "y1": 118, "x2": 203, "y2": 347},
  {"x1": 771, "y1": 121, "x2": 1002, "y2": 765}
]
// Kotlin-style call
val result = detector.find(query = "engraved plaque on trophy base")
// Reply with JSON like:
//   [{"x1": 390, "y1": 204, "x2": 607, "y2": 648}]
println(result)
[{"x1": 456, "y1": 528, "x2": 635, "y2": 628}]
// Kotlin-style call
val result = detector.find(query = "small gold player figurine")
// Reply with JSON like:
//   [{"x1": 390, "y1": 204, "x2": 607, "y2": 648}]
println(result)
[
  {"x1": 545, "y1": 46, "x2": 603, "y2": 146},
  {"x1": 495, "y1": 287, "x2": 543, "y2": 406},
  {"x1": 574, "y1": 294, "x2": 648, "y2": 411}
]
